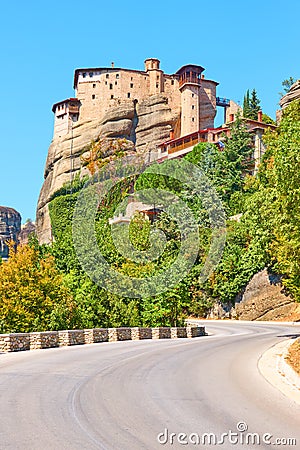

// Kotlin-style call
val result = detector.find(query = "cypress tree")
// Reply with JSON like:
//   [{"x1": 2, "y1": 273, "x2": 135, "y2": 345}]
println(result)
[
  {"x1": 243, "y1": 89, "x2": 251, "y2": 118},
  {"x1": 249, "y1": 89, "x2": 261, "y2": 120}
]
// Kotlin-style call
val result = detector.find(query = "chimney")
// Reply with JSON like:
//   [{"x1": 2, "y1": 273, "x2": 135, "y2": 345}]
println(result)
[
  {"x1": 229, "y1": 113, "x2": 235, "y2": 122},
  {"x1": 111, "y1": 62, "x2": 115, "y2": 68},
  {"x1": 257, "y1": 110, "x2": 263, "y2": 122},
  {"x1": 201, "y1": 74, "x2": 205, "y2": 79}
]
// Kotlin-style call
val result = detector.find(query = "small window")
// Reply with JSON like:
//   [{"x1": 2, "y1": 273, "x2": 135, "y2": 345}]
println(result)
[
  {"x1": 192, "y1": 93, "x2": 194, "y2": 98},
  {"x1": 130, "y1": 83, "x2": 133, "y2": 88},
  {"x1": 111, "y1": 95, "x2": 114, "y2": 99},
  {"x1": 192, "y1": 117, "x2": 195, "y2": 122},
  {"x1": 116, "y1": 74, "x2": 119, "y2": 79},
  {"x1": 92, "y1": 94, "x2": 95, "y2": 99},
  {"x1": 110, "y1": 83, "x2": 113, "y2": 89},
  {"x1": 192, "y1": 105, "x2": 195, "y2": 110},
  {"x1": 105, "y1": 81, "x2": 108, "y2": 85},
  {"x1": 89, "y1": 72, "x2": 93, "y2": 77},
  {"x1": 156, "y1": 83, "x2": 159, "y2": 88},
  {"x1": 115, "y1": 81, "x2": 118, "y2": 85},
  {"x1": 127, "y1": 92, "x2": 131, "y2": 98},
  {"x1": 106, "y1": 73, "x2": 109, "y2": 78},
  {"x1": 93, "y1": 83, "x2": 96, "y2": 88},
  {"x1": 131, "y1": 77, "x2": 133, "y2": 81},
  {"x1": 171, "y1": 79, "x2": 175, "y2": 85},
  {"x1": 157, "y1": 75, "x2": 159, "y2": 80},
  {"x1": 82, "y1": 72, "x2": 87, "y2": 78}
]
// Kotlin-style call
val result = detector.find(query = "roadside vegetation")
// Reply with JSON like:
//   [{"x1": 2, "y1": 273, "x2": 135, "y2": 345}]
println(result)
[
  {"x1": 0, "y1": 100, "x2": 299, "y2": 333},
  {"x1": 286, "y1": 339, "x2": 300, "y2": 375}
]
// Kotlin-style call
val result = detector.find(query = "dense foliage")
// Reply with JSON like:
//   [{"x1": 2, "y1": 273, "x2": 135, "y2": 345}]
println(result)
[
  {"x1": 0, "y1": 242, "x2": 76, "y2": 333},
  {"x1": 243, "y1": 88, "x2": 261, "y2": 120},
  {"x1": 1, "y1": 100, "x2": 299, "y2": 332}
]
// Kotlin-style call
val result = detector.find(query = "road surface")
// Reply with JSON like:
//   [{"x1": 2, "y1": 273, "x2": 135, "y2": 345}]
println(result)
[{"x1": 0, "y1": 321, "x2": 299, "y2": 449}]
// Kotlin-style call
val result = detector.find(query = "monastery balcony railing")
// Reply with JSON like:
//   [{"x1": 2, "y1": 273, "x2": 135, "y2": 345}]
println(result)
[
  {"x1": 179, "y1": 75, "x2": 201, "y2": 88},
  {"x1": 216, "y1": 97, "x2": 230, "y2": 107},
  {"x1": 159, "y1": 132, "x2": 208, "y2": 155},
  {"x1": 68, "y1": 106, "x2": 80, "y2": 114}
]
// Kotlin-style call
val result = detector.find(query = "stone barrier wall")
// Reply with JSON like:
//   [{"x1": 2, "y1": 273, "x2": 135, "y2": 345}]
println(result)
[
  {"x1": 0, "y1": 325, "x2": 205, "y2": 353},
  {"x1": 108, "y1": 327, "x2": 132, "y2": 342},
  {"x1": 152, "y1": 327, "x2": 172, "y2": 339},
  {"x1": 58, "y1": 330, "x2": 85, "y2": 346},
  {"x1": 84, "y1": 328, "x2": 109, "y2": 344},
  {"x1": 187, "y1": 326, "x2": 206, "y2": 338},
  {"x1": 30, "y1": 332, "x2": 59, "y2": 350},
  {"x1": 0, "y1": 333, "x2": 30, "y2": 352},
  {"x1": 131, "y1": 327, "x2": 152, "y2": 340},
  {"x1": 171, "y1": 327, "x2": 188, "y2": 339}
]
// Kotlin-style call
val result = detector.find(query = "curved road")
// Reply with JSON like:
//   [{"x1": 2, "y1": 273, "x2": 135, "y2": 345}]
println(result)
[{"x1": 0, "y1": 322, "x2": 299, "y2": 449}]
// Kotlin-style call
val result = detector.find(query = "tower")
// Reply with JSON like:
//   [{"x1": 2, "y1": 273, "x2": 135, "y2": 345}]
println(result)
[
  {"x1": 52, "y1": 98, "x2": 81, "y2": 139},
  {"x1": 176, "y1": 64, "x2": 204, "y2": 136},
  {"x1": 144, "y1": 58, "x2": 164, "y2": 95}
]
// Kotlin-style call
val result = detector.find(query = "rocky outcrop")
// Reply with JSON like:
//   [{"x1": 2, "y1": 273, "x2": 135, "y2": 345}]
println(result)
[
  {"x1": 280, "y1": 80, "x2": 300, "y2": 110},
  {"x1": 0, "y1": 206, "x2": 21, "y2": 260},
  {"x1": 208, "y1": 269, "x2": 300, "y2": 321},
  {"x1": 234, "y1": 269, "x2": 299, "y2": 321},
  {"x1": 36, "y1": 95, "x2": 179, "y2": 243},
  {"x1": 18, "y1": 221, "x2": 36, "y2": 245}
]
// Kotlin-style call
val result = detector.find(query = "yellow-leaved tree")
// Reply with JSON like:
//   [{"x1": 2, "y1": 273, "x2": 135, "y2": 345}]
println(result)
[{"x1": 0, "y1": 242, "x2": 77, "y2": 333}]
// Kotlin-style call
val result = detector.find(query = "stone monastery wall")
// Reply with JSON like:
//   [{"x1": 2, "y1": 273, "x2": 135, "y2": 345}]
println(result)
[{"x1": 52, "y1": 58, "x2": 218, "y2": 140}]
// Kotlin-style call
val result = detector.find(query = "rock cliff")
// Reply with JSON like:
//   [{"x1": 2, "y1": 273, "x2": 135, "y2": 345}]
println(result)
[
  {"x1": 234, "y1": 269, "x2": 299, "y2": 321},
  {"x1": 0, "y1": 206, "x2": 21, "y2": 260},
  {"x1": 18, "y1": 221, "x2": 36, "y2": 245},
  {"x1": 279, "y1": 80, "x2": 300, "y2": 110},
  {"x1": 36, "y1": 95, "x2": 179, "y2": 243},
  {"x1": 208, "y1": 269, "x2": 300, "y2": 321}
]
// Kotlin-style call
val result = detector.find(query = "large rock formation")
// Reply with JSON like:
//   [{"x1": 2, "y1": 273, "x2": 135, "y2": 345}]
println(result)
[
  {"x1": 18, "y1": 221, "x2": 36, "y2": 245},
  {"x1": 280, "y1": 80, "x2": 300, "y2": 110},
  {"x1": 36, "y1": 95, "x2": 179, "y2": 243},
  {"x1": 234, "y1": 269, "x2": 299, "y2": 321},
  {"x1": 208, "y1": 269, "x2": 300, "y2": 321},
  {"x1": 0, "y1": 206, "x2": 21, "y2": 260}
]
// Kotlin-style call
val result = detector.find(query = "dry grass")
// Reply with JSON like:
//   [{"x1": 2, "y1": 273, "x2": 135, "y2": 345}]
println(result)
[
  {"x1": 275, "y1": 303, "x2": 300, "y2": 322},
  {"x1": 286, "y1": 339, "x2": 300, "y2": 375}
]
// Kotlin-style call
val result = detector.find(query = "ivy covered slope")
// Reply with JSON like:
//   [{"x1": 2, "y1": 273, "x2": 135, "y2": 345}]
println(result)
[
  {"x1": 47, "y1": 102, "x2": 299, "y2": 329},
  {"x1": 0, "y1": 101, "x2": 299, "y2": 333}
]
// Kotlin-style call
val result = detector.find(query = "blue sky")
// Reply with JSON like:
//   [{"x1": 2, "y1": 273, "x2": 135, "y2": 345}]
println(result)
[{"x1": 0, "y1": 0, "x2": 299, "y2": 222}]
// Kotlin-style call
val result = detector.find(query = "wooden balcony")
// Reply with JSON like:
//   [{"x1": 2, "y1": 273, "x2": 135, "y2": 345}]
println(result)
[
  {"x1": 163, "y1": 132, "x2": 207, "y2": 155},
  {"x1": 179, "y1": 74, "x2": 201, "y2": 88},
  {"x1": 68, "y1": 104, "x2": 80, "y2": 114}
]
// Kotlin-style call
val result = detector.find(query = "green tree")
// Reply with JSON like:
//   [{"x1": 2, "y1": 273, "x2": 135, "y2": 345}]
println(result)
[
  {"x1": 243, "y1": 89, "x2": 251, "y2": 118},
  {"x1": 260, "y1": 100, "x2": 300, "y2": 300},
  {"x1": 280, "y1": 77, "x2": 296, "y2": 95},
  {"x1": 249, "y1": 89, "x2": 261, "y2": 120},
  {"x1": 0, "y1": 243, "x2": 76, "y2": 333},
  {"x1": 243, "y1": 89, "x2": 261, "y2": 120},
  {"x1": 261, "y1": 113, "x2": 276, "y2": 125}
]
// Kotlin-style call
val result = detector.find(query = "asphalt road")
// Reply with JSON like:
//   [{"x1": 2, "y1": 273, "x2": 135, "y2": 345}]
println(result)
[{"x1": 0, "y1": 321, "x2": 299, "y2": 450}]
